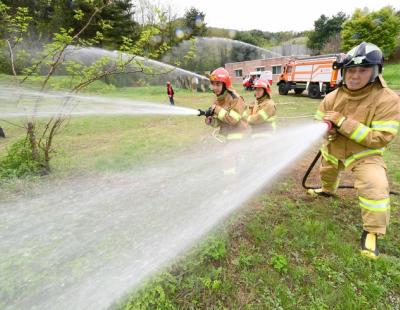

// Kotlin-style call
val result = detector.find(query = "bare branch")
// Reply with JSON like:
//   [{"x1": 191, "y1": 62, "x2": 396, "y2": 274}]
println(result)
[
  {"x1": 71, "y1": 4, "x2": 107, "y2": 41},
  {"x1": 20, "y1": 46, "x2": 63, "y2": 84},
  {"x1": 43, "y1": 117, "x2": 63, "y2": 169},
  {"x1": 6, "y1": 40, "x2": 17, "y2": 77},
  {"x1": 40, "y1": 3, "x2": 110, "y2": 91},
  {"x1": 40, "y1": 45, "x2": 69, "y2": 91},
  {"x1": 38, "y1": 117, "x2": 54, "y2": 146}
]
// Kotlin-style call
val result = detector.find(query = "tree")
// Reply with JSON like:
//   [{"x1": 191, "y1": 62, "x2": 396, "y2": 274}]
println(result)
[
  {"x1": 1, "y1": 0, "x2": 52, "y2": 37},
  {"x1": 183, "y1": 7, "x2": 206, "y2": 37},
  {"x1": 341, "y1": 6, "x2": 400, "y2": 58},
  {"x1": 133, "y1": 0, "x2": 185, "y2": 60},
  {"x1": 230, "y1": 44, "x2": 258, "y2": 62},
  {"x1": 78, "y1": 0, "x2": 140, "y2": 49},
  {"x1": 1, "y1": 0, "x2": 141, "y2": 50},
  {"x1": 234, "y1": 31, "x2": 258, "y2": 46},
  {"x1": 0, "y1": 0, "x2": 174, "y2": 176},
  {"x1": 307, "y1": 12, "x2": 347, "y2": 54}
]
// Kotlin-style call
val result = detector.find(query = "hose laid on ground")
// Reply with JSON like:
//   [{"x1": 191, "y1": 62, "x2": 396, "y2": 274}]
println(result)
[{"x1": 302, "y1": 150, "x2": 399, "y2": 196}]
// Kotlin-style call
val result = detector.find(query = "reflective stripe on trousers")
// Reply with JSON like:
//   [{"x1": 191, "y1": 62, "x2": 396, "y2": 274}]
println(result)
[{"x1": 320, "y1": 145, "x2": 385, "y2": 168}]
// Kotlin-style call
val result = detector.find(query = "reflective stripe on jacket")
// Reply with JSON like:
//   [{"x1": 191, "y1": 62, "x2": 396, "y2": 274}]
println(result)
[
  {"x1": 210, "y1": 90, "x2": 249, "y2": 137},
  {"x1": 243, "y1": 96, "x2": 277, "y2": 134}
]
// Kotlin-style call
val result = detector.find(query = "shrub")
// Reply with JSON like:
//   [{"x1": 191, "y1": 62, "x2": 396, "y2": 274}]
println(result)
[{"x1": 0, "y1": 138, "x2": 43, "y2": 178}]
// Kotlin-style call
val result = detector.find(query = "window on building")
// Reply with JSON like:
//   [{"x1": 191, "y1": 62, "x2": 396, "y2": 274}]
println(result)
[
  {"x1": 256, "y1": 67, "x2": 265, "y2": 71},
  {"x1": 234, "y1": 69, "x2": 243, "y2": 77},
  {"x1": 272, "y1": 65, "x2": 282, "y2": 74}
]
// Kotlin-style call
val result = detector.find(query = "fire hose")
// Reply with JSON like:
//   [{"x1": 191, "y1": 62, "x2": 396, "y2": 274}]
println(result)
[{"x1": 302, "y1": 120, "x2": 399, "y2": 196}]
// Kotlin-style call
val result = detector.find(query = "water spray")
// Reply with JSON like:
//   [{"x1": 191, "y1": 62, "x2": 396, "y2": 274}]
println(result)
[
  {"x1": 0, "y1": 122, "x2": 328, "y2": 309},
  {"x1": 0, "y1": 85, "x2": 200, "y2": 118}
]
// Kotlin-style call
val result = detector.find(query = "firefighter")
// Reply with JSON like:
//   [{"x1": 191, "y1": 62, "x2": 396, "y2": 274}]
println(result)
[
  {"x1": 309, "y1": 42, "x2": 400, "y2": 259},
  {"x1": 166, "y1": 81, "x2": 174, "y2": 105},
  {"x1": 205, "y1": 67, "x2": 248, "y2": 142},
  {"x1": 204, "y1": 67, "x2": 248, "y2": 177},
  {"x1": 243, "y1": 79, "x2": 276, "y2": 138}
]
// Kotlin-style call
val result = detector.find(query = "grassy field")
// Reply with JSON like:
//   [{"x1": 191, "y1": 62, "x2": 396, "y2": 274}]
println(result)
[
  {"x1": 383, "y1": 63, "x2": 400, "y2": 91},
  {"x1": 115, "y1": 88, "x2": 400, "y2": 309},
  {"x1": 0, "y1": 67, "x2": 399, "y2": 309}
]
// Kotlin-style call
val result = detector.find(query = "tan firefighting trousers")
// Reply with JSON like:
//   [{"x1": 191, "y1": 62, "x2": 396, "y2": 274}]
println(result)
[
  {"x1": 319, "y1": 155, "x2": 390, "y2": 235},
  {"x1": 222, "y1": 135, "x2": 243, "y2": 176}
]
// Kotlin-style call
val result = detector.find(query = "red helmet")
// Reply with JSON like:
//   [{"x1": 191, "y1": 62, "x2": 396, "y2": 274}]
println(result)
[
  {"x1": 254, "y1": 79, "x2": 271, "y2": 95},
  {"x1": 210, "y1": 67, "x2": 232, "y2": 89}
]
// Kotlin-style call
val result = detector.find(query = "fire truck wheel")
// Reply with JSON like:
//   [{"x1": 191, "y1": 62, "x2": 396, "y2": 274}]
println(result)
[
  {"x1": 278, "y1": 83, "x2": 289, "y2": 95},
  {"x1": 308, "y1": 84, "x2": 321, "y2": 99}
]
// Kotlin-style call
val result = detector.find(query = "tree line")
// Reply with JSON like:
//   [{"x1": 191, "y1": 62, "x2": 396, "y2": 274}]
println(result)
[
  {"x1": 2, "y1": 1, "x2": 399, "y2": 75},
  {"x1": 307, "y1": 7, "x2": 400, "y2": 57},
  {"x1": 0, "y1": 0, "x2": 207, "y2": 73},
  {"x1": 209, "y1": 7, "x2": 400, "y2": 59}
]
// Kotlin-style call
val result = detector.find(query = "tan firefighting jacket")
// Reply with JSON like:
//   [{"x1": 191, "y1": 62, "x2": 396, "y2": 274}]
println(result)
[
  {"x1": 243, "y1": 95, "x2": 277, "y2": 134},
  {"x1": 209, "y1": 90, "x2": 249, "y2": 139},
  {"x1": 315, "y1": 76, "x2": 400, "y2": 168}
]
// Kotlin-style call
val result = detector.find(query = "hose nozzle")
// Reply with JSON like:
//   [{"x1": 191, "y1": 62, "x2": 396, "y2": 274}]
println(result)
[
  {"x1": 323, "y1": 120, "x2": 333, "y2": 131},
  {"x1": 198, "y1": 107, "x2": 214, "y2": 117}
]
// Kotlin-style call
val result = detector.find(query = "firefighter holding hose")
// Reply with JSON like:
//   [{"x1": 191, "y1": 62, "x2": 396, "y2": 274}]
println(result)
[
  {"x1": 309, "y1": 42, "x2": 400, "y2": 259},
  {"x1": 199, "y1": 67, "x2": 248, "y2": 177},
  {"x1": 243, "y1": 79, "x2": 276, "y2": 138},
  {"x1": 201, "y1": 67, "x2": 248, "y2": 141}
]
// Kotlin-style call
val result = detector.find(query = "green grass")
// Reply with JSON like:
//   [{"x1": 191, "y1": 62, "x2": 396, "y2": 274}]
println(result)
[
  {"x1": 118, "y1": 190, "x2": 400, "y2": 309},
  {"x1": 0, "y1": 69, "x2": 400, "y2": 309},
  {"x1": 118, "y1": 178, "x2": 400, "y2": 309},
  {"x1": 383, "y1": 63, "x2": 400, "y2": 90}
]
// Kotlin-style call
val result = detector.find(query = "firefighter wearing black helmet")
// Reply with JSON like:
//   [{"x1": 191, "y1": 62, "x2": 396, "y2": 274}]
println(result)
[{"x1": 309, "y1": 42, "x2": 400, "y2": 259}]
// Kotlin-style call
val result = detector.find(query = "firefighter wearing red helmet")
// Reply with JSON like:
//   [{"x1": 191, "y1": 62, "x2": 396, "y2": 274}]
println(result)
[
  {"x1": 243, "y1": 79, "x2": 276, "y2": 138},
  {"x1": 205, "y1": 67, "x2": 248, "y2": 141},
  {"x1": 310, "y1": 42, "x2": 400, "y2": 259}
]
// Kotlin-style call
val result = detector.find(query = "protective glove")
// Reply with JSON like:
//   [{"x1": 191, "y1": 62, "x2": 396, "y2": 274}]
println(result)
[
  {"x1": 326, "y1": 128, "x2": 338, "y2": 141},
  {"x1": 323, "y1": 111, "x2": 346, "y2": 128},
  {"x1": 204, "y1": 106, "x2": 215, "y2": 117},
  {"x1": 205, "y1": 116, "x2": 213, "y2": 125}
]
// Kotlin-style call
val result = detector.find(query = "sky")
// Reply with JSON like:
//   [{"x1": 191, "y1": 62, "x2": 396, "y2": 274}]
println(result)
[{"x1": 158, "y1": 0, "x2": 400, "y2": 32}]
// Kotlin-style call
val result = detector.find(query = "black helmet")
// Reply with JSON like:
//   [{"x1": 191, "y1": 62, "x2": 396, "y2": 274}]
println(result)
[{"x1": 333, "y1": 42, "x2": 384, "y2": 73}]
